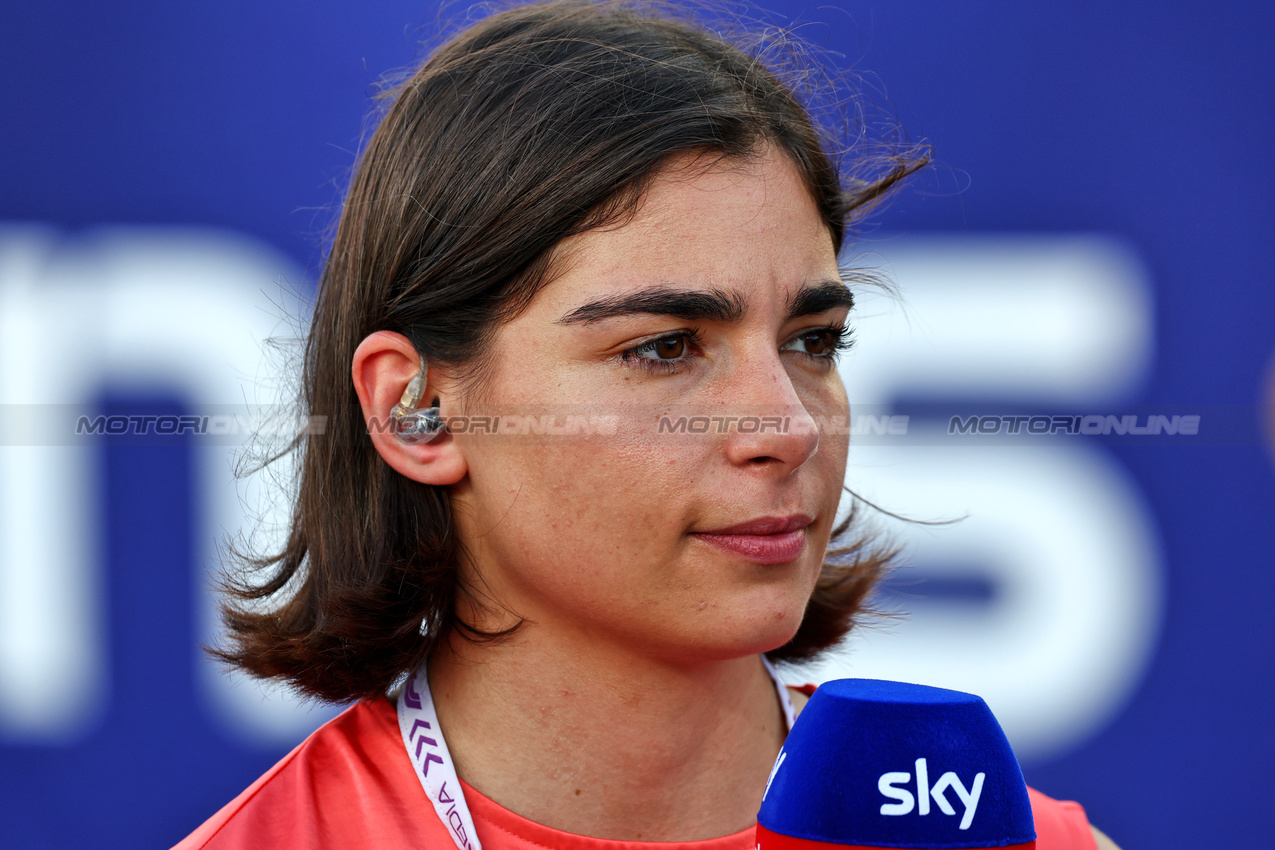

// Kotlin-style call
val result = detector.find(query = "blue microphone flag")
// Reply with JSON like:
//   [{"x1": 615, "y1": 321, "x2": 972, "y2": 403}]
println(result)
[{"x1": 758, "y1": 679, "x2": 1036, "y2": 849}]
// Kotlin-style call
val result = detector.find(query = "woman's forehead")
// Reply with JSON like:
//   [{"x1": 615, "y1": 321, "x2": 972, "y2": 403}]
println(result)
[
  {"x1": 621, "y1": 148, "x2": 823, "y2": 240},
  {"x1": 534, "y1": 150, "x2": 841, "y2": 320}
]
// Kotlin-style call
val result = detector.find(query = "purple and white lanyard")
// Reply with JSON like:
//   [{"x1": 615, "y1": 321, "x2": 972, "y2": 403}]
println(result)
[{"x1": 397, "y1": 655, "x2": 797, "y2": 850}]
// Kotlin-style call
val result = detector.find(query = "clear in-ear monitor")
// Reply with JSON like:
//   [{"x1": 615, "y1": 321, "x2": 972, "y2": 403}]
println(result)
[{"x1": 390, "y1": 356, "x2": 446, "y2": 444}]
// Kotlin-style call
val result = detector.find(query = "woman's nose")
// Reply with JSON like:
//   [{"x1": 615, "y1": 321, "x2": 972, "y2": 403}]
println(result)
[{"x1": 718, "y1": 354, "x2": 820, "y2": 475}]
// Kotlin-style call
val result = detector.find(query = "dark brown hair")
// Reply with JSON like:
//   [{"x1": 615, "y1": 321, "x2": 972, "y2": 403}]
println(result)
[{"x1": 216, "y1": 0, "x2": 929, "y2": 703}]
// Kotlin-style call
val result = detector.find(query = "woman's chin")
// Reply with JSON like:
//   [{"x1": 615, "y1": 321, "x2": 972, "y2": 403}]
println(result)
[{"x1": 672, "y1": 599, "x2": 809, "y2": 663}]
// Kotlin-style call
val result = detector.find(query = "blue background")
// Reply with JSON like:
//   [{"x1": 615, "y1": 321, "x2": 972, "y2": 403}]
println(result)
[{"x1": 2, "y1": 1, "x2": 1273, "y2": 846}]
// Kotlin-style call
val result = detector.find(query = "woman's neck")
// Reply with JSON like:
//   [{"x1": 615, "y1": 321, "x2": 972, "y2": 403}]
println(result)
[{"x1": 427, "y1": 627, "x2": 787, "y2": 841}]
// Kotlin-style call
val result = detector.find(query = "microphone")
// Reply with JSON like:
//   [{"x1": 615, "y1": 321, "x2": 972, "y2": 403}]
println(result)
[{"x1": 757, "y1": 678, "x2": 1036, "y2": 849}]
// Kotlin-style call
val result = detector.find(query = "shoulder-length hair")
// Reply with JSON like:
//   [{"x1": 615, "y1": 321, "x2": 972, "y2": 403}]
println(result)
[{"x1": 216, "y1": 0, "x2": 929, "y2": 703}]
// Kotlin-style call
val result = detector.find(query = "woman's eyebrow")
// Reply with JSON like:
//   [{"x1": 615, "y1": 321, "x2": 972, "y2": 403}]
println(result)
[
  {"x1": 785, "y1": 280, "x2": 855, "y2": 319},
  {"x1": 557, "y1": 286, "x2": 746, "y2": 324},
  {"x1": 557, "y1": 280, "x2": 853, "y2": 325}
]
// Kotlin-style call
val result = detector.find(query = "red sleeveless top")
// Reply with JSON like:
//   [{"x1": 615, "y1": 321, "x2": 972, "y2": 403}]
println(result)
[{"x1": 173, "y1": 696, "x2": 1097, "y2": 850}]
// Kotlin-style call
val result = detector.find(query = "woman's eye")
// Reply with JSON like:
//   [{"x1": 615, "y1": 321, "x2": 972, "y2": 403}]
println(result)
[
  {"x1": 618, "y1": 329, "x2": 702, "y2": 373},
  {"x1": 649, "y1": 336, "x2": 686, "y2": 359},
  {"x1": 797, "y1": 330, "x2": 834, "y2": 356},
  {"x1": 783, "y1": 325, "x2": 852, "y2": 361}
]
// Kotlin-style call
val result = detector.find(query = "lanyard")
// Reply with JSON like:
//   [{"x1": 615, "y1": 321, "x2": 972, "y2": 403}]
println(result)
[{"x1": 397, "y1": 655, "x2": 797, "y2": 850}]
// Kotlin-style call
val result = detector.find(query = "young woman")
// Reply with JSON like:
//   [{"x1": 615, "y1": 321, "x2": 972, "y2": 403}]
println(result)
[{"x1": 175, "y1": 2, "x2": 1117, "y2": 847}]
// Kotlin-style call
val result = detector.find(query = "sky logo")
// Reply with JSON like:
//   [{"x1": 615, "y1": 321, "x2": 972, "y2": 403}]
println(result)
[{"x1": 878, "y1": 757, "x2": 985, "y2": 831}]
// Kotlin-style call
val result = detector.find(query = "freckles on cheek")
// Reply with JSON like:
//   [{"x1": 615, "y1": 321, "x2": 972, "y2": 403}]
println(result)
[
  {"x1": 498, "y1": 439, "x2": 695, "y2": 579},
  {"x1": 526, "y1": 449, "x2": 624, "y2": 527}
]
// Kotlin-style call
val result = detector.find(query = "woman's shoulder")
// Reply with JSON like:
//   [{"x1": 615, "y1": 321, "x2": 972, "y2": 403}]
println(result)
[
  {"x1": 1026, "y1": 787, "x2": 1114, "y2": 850},
  {"x1": 171, "y1": 697, "x2": 448, "y2": 850}
]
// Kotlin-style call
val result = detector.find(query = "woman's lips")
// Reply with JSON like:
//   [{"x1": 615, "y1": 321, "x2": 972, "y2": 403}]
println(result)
[
  {"x1": 690, "y1": 515, "x2": 813, "y2": 565},
  {"x1": 692, "y1": 529, "x2": 807, "y2": 564}
]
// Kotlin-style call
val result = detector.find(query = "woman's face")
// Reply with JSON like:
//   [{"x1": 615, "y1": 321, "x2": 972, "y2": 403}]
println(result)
[{"x1": 448, "y1": 148, "x2": 852, "y2": 665}]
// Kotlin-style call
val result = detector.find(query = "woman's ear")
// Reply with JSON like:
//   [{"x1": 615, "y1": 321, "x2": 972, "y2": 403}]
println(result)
[{"x1": 351, "y1": 330, "x2": 467, "y2": 486}]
